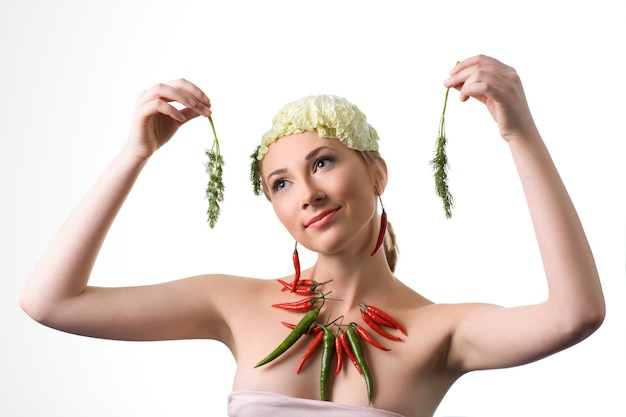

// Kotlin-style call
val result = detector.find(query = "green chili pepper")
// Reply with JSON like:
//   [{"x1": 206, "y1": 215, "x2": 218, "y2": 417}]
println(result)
[
  {"x1": 320, "y1": 326, "x2": 334, "y2": 401},
  {"x1": 254, "y1": 305, "x2": 321, "y2": 368},
  {"x1": 346, "y1": 323, "x2": 373, "y2": 404}
]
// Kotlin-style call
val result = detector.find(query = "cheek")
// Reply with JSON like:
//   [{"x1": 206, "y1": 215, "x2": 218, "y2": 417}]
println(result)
[
  {"x1": 341, "y1": 170, "x2": 377, "y2": 219},
  {"x1": 338, "y1": 168, "x2": 373, "y2": 201},
  {"x1": 271, "y1": 195, "x2": 295, "y2": 228}
]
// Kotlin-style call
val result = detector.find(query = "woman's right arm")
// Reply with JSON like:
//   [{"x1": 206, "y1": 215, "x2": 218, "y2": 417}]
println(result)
[{"x1": 19, "y1": 79, "x2": 223, "y2": 342}]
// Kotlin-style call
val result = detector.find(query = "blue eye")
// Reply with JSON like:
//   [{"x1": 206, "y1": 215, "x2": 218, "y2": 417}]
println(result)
[
  {"x1": 314, "y1": 156, "x2": 334, "y2": 171},
  {"x1": 272, "y1": 179, "x2": 288, "y2": 192}
]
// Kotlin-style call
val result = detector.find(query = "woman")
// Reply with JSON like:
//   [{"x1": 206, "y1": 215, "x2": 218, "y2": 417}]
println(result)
[{"x1": 20, "y1": 55, "x2": 605, "y2": 417}]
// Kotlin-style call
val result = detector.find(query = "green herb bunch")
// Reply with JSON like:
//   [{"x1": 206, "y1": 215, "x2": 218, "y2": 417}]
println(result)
[
  {"x1": 250, "y1": 145, "x2": 262, "y2": 196},
  {"x1": 205, "y1": 116, "x2": 224, "y2": 228},
  {"x1": 431, "y1": 81, "x2": 454, "y2": 219}
]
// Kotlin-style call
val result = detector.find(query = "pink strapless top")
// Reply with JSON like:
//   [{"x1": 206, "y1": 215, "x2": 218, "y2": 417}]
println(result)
[{"x1": 227, "y1": 391, "x2": 405, "y2": 416}]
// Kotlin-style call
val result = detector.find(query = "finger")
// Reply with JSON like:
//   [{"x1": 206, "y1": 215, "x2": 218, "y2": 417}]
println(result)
[
  {"x1": 458, "y1": 81, "x2": 490, "y2": 103},
  {"x1": 179, "y1": 106, "x2": 211, "y2": 124},
  {"x1": 444, "y1": 62, "x2": 473, "y2": 90},
  {"x1": 448, "y1": 56, "x2": 476, "y2": 76},
  {"x1": 445, "y1": 54, "x2": 507, "y2": 91},
  {"x1": 446, "y1": 61, "x2": 508, "y2": 103},
  {"x1": 166, "y1": 78, "x2": 211, "y2": 107},
  {"x1": 138, "y1": 81, "x2": 211, "y2": 117},
  {"x1": 136, "y1": 98, "x2": 187, "y2": 123},
  {"x1": 449, "y1": 54, "x2": 505, "y2": 75},
  {"x1": 159, "y1": 82, "x2": 211, "y2": 117},
  {"x1": 445, "y1": 63, "x2": 487, "y2": 88},
  {"x1": 164, "y1": 78, "x2": 212, "y2": 119}
]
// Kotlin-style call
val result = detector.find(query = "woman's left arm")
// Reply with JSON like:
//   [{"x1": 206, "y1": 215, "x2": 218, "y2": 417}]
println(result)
[{"x1": 445, "y1": 55, "x2": 605, "y2": 372}]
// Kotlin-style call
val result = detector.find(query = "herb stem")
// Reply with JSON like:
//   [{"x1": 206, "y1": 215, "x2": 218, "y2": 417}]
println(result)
[{"x1": 209, "y1": 116, "x2": 219, "y2": 154}]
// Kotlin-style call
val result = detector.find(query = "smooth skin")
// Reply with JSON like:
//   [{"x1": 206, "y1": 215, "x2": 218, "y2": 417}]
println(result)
[{"x1": 20, "y1": 55, "x2": 605, "y2": 417}]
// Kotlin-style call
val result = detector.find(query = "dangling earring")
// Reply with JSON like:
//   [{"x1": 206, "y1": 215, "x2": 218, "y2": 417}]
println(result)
[
  {"x1": 370, "y1": 195, "x2": 387, "y2": 256},
  {"x1": 291, "y1": 241, "x2": 301, "y2": 291}
]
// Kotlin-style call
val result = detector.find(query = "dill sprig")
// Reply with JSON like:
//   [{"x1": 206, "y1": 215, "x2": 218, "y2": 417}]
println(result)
[
  {"x1": 250, "y1": 145, "x2": 262, "y2": 196},
  {"x1": 430, "y1": 84, "x2": 453, "y2": 219},
  {"x1": 205, "y1": 116, "x2": 224, "y2": 228}
]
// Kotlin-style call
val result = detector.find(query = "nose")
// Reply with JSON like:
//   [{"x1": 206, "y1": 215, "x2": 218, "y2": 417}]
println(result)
[{"x1": 301, "y1": 180, "x2": 325, "y2": 209}]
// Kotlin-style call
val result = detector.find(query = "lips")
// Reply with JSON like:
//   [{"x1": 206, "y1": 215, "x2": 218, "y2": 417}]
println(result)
[{"x1": 305, "y1": 208, "x2": 340, "y2": 229}]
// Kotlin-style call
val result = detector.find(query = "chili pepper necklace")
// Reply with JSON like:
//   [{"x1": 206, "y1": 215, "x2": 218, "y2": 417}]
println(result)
[{"x1": 254, "y1": 279, "x2": 407, "y2": 405}]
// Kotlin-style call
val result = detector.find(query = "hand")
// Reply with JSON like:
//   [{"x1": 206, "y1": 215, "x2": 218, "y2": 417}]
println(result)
[
  {"x1": 127, "y1": 79, "x2": 212, "y2": 160},
  {"x1": 444, "y1": 55, "x2": 537, "y2": 142}
]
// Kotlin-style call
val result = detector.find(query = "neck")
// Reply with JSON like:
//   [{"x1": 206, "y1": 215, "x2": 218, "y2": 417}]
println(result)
[{"x1": 307, "y1": 251, "x2": 397, "y2": 312}]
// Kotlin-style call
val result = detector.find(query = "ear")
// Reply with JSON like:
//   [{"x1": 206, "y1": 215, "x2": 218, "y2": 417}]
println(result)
[{"x1": 372, "y1": 157, "x2": 388, "y2": 196}]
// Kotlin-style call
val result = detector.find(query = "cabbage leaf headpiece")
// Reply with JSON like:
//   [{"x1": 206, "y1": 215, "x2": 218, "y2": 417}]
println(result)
[{"x1": 250, "y1": 94, "x2": 379, "y2": 195}]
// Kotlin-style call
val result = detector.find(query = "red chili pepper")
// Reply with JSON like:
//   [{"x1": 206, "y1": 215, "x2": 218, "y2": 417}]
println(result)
[
  {"x1": 278, "y1": 279, "x2": 316, "y2": 292},
  {"x1": 277, "y1": 280, "x2": 315, "y2": 296},
  {"x1": 363, "y1": 304, "x2": 407, "y2": 336},
  {"x1": 370, "y1": 203, "x2": 387, "y2": 256},
  {"x1": 291, "y1": 242, "x2": 301, "y2": 291},
  {"x1": 281, "y1": 321, "x2": 322, "y2": 335},
  {"x1": 296, "y1": 328, "x2": 324, "y2": 373},
  {"x1": 363, "y1": 308, "x2": 394, "y2": 328},
  {"x1": 334, "y1": 332, "x2": 344, "y2": 375},
  {"x1": 354, "y1": 323, "x2": 391, "y2": 351},
  {"x1": 361, "y1": 310, "x2": 402, "y2": 341},
  {"x1": 339, "y1": 330, "x2": 361, "y2": 375},
  {"x1": 291, "y1": 287, "x2": 314, "y2": 295},
  {"x1": 272, "y1": 296, "x2": 320, "y2": 312},
  {"x1": 278, "y1": 278, "x2": 333, "y2": 295}
]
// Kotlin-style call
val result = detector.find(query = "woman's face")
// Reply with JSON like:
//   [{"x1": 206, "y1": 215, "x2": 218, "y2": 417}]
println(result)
[{"x1": 261, "y1": 131, "x2": 381, "y2": 255}]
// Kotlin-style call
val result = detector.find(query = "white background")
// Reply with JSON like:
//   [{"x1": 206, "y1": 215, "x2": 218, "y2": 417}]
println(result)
[{"x1": 1, "y1": 1, "x2": 624, "y2": 416}]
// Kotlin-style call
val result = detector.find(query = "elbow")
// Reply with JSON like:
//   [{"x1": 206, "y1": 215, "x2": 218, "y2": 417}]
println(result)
[
  {"x1": 581, "y1": 289, "x2": 606, "y2": 336},
  {"x1": 584, "y1": 300, "x2": 606, "y2": 334},
  {"x1": 577, "y1": 309, "x2": 605, "y2": 340},
  {"x1": 560, "y1": 297, "x2": 606, "y2": 344},
  {"x1": 19, "y1": 289, "x2": 52, "y2": 326},
  {"x1": 19, "y1": 292, "x2": 41, "y2": 323}
]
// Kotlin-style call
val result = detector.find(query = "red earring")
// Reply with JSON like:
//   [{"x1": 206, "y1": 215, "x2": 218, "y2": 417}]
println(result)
[
  {"x1": 291, "y1": 242, "x2": 301, "y2": 291},
  {"x1": 370, "y1": 195, "x2": 387, "y2": 256}
]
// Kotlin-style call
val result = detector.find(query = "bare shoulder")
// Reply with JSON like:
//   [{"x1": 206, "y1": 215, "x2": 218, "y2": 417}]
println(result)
[
  {"x1": 187, "y1": 272, "x2": 274, "y2": 292},
  {"x1": 397, "y1": 286, "x2": 502, "y2": 363},
  {"x1": 183, "y1": 273, "x2": 278, "y2": 315},
  {"x1": 405, "y1": 300, "x2": 501, "y2": 338},
  {"x1": 414, "y1": 301, "x2": 499, "y2": 319}
]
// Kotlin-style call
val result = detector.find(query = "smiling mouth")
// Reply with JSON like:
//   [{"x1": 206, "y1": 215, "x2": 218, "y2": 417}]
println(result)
[{"x1": 305, "y1": 208, "x2": 340, "y2": 229}]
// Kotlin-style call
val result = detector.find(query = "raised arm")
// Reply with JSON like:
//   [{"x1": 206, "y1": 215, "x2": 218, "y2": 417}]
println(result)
[
  {"x1": 444, "y1": 55, "x2": 605, "y2": 372},
  {"x1": 19, "y1": 80, "x2": 227, "y2": 342}
]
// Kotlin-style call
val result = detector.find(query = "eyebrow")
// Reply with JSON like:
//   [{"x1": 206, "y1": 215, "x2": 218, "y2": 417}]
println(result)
[
  {"x1": 305, "y1": 146, "x2": 333, "y2": 161},
  {"x1": 266, "y1": 146, "x2": 335, "y2": 181}
]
